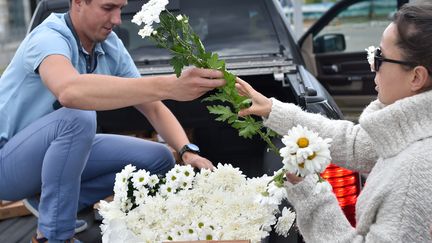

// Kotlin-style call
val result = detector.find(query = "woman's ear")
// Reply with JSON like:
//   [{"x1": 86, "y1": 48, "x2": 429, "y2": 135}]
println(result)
[{"x1": 410, "y1": 66, "x2": 431, "y2": 92}]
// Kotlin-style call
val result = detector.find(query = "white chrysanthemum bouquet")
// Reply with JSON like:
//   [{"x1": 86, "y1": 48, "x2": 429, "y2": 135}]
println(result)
[
  {"x1": 104, "y1": 1, "x2": 337, "y2": 241},
  {"x1": 266, "y1": 125, "x2": 333, "y2": 196},
  {"x1": 99, "y1": 164, "x2": 295, "y2": 243}
]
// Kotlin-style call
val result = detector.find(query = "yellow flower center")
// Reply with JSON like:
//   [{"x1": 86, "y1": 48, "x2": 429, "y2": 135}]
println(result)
[
  {"x1": 297, "y1": 137, "x2": 309, "y2": 148},
  {"x1": 298, "y1": 163, "x2": 305, "y2": 168},
  {"x1": 307, "y1": 152, "x2": 317, "y2": 160}
]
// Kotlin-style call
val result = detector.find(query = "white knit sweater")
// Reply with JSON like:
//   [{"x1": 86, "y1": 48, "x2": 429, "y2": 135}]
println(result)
[{"x1": 263, "y1": 90, "x2": 432, "y2": 242}]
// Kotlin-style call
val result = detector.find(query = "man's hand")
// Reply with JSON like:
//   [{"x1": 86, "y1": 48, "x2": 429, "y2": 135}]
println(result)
[
  {"x1": 172, "y1": 68, "x2": 226, "y2": 101},
  {"x1": 181, "y1": 152, "x2": 214, "y2": 170},
  {"x1": 235, "y1": 78, "x2": 272, "y2": 118}
]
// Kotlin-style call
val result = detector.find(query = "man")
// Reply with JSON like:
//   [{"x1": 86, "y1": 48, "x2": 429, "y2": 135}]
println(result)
[{"x1": 0, "y1": 0, "x2": 225, "y2": 242}]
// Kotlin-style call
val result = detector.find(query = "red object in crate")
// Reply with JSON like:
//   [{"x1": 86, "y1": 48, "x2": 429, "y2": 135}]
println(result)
[{"x1": 321, "y1": 164, "x2": 361, "y2": 226}]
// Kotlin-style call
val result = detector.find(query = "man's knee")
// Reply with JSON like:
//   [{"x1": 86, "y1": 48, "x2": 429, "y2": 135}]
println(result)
[
  {"x1": 148, "y1": 144, "x2": 176, "y2": 174},
  {"x1": 62, "y1": 108, "x2": 97, "y2": 136},
  {"x1": 158, "y1": 145, "x2": 176, "y2": 167}
]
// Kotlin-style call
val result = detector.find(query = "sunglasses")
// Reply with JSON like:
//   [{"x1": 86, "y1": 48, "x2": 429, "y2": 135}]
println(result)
[{"x1": 372, "y1": 48, "x2": 417, "y2": 72}]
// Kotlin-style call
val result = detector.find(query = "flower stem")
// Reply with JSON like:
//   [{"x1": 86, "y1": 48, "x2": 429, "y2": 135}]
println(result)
[{"x1": 256, "y1": 129, "x2": 278, "y2": 155}]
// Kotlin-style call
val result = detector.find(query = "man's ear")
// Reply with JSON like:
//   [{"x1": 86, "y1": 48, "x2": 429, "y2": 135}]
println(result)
[
  {"x1": 70, "y1": 0, "x2": 83, "y2": 10},
  {"x1": 410, "y1": 66, "x2": 431, "y2": 92}
]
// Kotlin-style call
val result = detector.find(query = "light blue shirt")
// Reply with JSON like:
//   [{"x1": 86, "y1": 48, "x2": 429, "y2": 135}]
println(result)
[{"x1": 0, "y1": 13, "x2": 140, "y2": 143}]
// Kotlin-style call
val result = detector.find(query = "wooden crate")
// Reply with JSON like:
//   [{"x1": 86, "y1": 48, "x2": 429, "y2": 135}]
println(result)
[{"x1": 0, "y1": 200, "x2": 31, "y2": 220}]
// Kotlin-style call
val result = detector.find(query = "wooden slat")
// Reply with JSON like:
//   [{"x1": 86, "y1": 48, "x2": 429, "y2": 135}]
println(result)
[{"x1": 0, "y1": 200, "x2": 31, "y2": 220}]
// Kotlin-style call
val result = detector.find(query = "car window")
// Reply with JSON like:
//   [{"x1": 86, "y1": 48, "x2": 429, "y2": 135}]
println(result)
[
  {"x1": 315, "y1": 0, "x2": 397, "y2": 53},
  {"x1": 118, "y1": 0, "x2": 282, "y2": 62}
]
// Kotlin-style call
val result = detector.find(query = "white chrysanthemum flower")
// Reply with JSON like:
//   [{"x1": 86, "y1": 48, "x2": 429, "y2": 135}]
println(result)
[
  {"x1": 98, "y1": 200, "x2": 124, "y2": 222},
  {"x1": 132, "y1": 0, "x2": 169, "y2": 39},
  {"x1": 280, "y1": 125, "x2": 332, "y2": 177},
  {"x1": 120, "y1": 199, "x2": 133, "y2": 212},
  {"x1": 138, "y1": 230, "x2": 157, "y2": 243},
  {"x1": 176, "y1": 15, "x2": 184, "y2": 21},
  {"x1": 131, "y1": 11, "x2": 146, "y2": 26},
  {"x1": 365, "y1": 45, "x2": 378, "y2": 71},
  {"x1": 365, "y1": 45, "x2": 377, "y2": 65},
  {"x1": 181, "y1": 164, "x2": 195, "y2": 178},
  {"x1": 158, "y1": 184, "x2": 175, "y2": 197},
  {"x1": 255, "y1": 193, "x2": 280, "y2": 206},
  {"x1": 166, "y1": 169, "x2": 180, "y2": 184},
  {"x1": 200, "y1": 168, "x2": 212, "y2": 177},
  {"x1": 275, "y1": 207, "x2": 296, "y2": 237},
  {"x1": 210, "y1": 163, "x2": 246, "y2": 190},
  {"x1": 132, "y1": 0, "x2": 168, "y2": 26},
  {"x1": 198, "y1": 225, "x2": 221, "y2": 241},
  {"x1": 138, "y1": 25, "x2": 154, "y2": 38},
  {"x1": 246, "y1": 176, "x2": 271, "y2": 194},
  {"x1": 115, "y1": 164, "x2": 136, "y2": 185},
  {"x1": 267, "y1": 182, "x2": 288, "y2": 203},
  {"x1": 147, "y1": 174, "x2": 160, "y2": 188},
  {"x1": 131, "y1": 169, "x2": 150, "y2": 188},
  {"x1": 113, "y1": 164, "x2": 136, "y2": 202},
  {"x1": 133, "y1": 188, "x2": 148, "y2": 205},
  {"x1": 181, "y1": 225, "x2": 199, "y2": 240},
  {"x1": 101, "y1": 218, "x2": 142, "y2": 243}
]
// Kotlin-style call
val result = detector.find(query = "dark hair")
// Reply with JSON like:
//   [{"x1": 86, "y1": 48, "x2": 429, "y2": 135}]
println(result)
[
  {"x1": 393, "y1": 3, "x2": 432, "y2": 74},
  {"x1": 69, "y1": 0, "x2": 92, "y2": 4}
]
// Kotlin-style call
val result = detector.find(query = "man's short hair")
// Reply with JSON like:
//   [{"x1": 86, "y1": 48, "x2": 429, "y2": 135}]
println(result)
[{"x1": 70, "y1": 0, "x2": 92, "y2": 4}]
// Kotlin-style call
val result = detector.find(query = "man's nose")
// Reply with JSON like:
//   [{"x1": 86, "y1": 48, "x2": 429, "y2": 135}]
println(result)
[{"x1": 112, "y1": 9, "x2": 122, "y2": 26}]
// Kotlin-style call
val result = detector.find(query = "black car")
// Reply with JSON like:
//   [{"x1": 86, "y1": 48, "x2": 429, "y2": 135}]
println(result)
[{"x1": 29, "y1": 0, "x2": 344, "y2": 176}]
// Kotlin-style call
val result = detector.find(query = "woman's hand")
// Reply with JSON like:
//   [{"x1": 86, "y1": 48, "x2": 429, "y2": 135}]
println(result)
[
  {"x1": 181, "y1": 152, "x2": 214, "y2": 170},
  {"x1": 235, "y1": 78, "x2": 272, "y2": 118},
  {"x1": 285, "y1": 172, "x2": 304, "y2": 185}
]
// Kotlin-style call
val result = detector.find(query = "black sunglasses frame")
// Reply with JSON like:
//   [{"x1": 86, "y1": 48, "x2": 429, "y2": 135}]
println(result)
[{"x1": 373, "y1": 48, "x2": 417, "y2": 72}]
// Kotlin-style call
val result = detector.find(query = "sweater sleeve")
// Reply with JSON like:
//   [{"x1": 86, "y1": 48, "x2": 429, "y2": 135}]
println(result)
[
  {"x1": 285, "y1": 177, "x2": 399, "y2": 243},
  {"x1": 285, "y1": 176, "x2": 357, "y2": 243},
  {"x1": 263, "y1": 98, "x2": 377, "y2": 173}
]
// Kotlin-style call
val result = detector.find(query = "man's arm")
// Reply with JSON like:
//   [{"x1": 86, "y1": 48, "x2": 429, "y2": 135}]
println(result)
[
  {"x1": 39, "y1": 55, "x2": 225, "y2": 110},
  {"x1": 135, "y1": 101, "x2": 214, "y2": 169}
]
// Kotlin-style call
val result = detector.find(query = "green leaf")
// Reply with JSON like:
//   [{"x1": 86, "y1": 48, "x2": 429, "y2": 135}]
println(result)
[
  {"x1": 207, "y1": 53, "x2": 225, "y2": 70},
  {"x1": 202, "y1": 93, "x2": 230, "y2": 103},
  {"x1": 172, "y1": 44, "x2": 185, "y2": 53},
  {"x1": 170, "y1": 56, "x2": 185, "y2": 77},
  {"x1": 238, "y1": 122, "x2": 259, "y2": 139},
  {"x1": 207, "y1": 105, "x2": 236, "y2": 122},
  {"x1": 266, "y1": 128, "x2": 277, "y2": 138}
]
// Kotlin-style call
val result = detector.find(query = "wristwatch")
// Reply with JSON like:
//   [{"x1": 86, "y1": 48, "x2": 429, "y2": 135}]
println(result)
[{"x1": 179, "y1": 143, "x2": 200, "y2": 159}]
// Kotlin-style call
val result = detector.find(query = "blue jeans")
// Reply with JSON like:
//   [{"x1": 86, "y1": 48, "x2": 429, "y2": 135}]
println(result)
[{"x1": 0, "y1": 108, "x2": 175, "y2": 241}]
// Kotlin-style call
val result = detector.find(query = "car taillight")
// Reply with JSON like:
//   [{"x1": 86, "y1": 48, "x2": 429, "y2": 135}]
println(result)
[{"x1": 321, "y1": 164, "x2": 360, "y2": 226}]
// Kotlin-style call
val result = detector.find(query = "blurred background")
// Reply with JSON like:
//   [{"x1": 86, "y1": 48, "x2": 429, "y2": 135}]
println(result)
[{"x1": 1, "y1": 0, "x2": 427, "y2": 73}]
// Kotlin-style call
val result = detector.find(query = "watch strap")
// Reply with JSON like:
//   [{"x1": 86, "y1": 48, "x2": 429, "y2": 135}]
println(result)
[{"x1": 179, "y1": 144, "x2": 200, "y2": 159}]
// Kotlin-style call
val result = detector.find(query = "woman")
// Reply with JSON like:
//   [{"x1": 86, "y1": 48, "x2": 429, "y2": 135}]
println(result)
[{"x1": 236, "y1": 3, "x2": 432, "y2": 242}]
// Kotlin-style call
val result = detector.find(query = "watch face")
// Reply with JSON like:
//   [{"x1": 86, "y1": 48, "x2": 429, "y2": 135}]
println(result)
[{"x1": 187, "y1": 143, "x2": 200, "y2": 152}]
